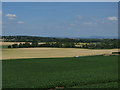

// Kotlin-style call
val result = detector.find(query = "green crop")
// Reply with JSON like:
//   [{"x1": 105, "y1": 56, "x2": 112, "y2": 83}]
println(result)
[{"x1": 2, "y1": 55, "x2": 118, "y2": 88}]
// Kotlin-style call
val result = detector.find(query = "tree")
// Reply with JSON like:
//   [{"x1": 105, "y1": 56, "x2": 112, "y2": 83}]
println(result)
[
  {"x1": 19, "y1": 43, "x2": 24, "y2": 48},
  {"x1": 24, "y1": 42, "x2": 31, "y2": 48},
  {"x1": 88, "y1": 44, "x2": 96, "y2": 49},
  {"x1": 12, "y1": 44, "x2": 18, "y2": 48},
  {"x1": 31, "y1": 41, "x2": 38, "y2": 47},
  {"x1": 8, "y1": 45, "x2": 12, "y2": 48},
  {"x1": 63, "y1": 42, "x2": 75, "y2": 48}
]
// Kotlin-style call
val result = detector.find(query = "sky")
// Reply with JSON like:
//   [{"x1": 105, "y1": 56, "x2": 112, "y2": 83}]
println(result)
[
  {"x1": 2, "y1": 0, "x2": 120, "y2": 2},
  {"x1": 2, "y1": 2, "x2": 118, "y2": 38},
  {"x1": 0, "y1": 1, "x2": 2, "y2": 36}
]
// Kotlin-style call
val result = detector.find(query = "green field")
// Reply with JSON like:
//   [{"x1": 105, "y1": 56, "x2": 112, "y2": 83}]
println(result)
[
  {"x1": 2, "y1": 55, "x2": 118, "y2": 88},
  {"x1": 0, "y1": 45, "x2": 8, "y2": 48}
]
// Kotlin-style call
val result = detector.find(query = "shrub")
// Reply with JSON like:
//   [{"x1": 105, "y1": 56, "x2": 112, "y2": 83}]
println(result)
[{"x1": 8, "y1": 45, "x2": 12, "y2": 48}]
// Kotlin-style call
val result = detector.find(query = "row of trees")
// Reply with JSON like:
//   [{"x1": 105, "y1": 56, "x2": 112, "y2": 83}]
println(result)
[
  {"x1": 8, "y1": 42, "x2": 75, "y2": 48},
  {"x1": 4, "y1": 36, "x2": 119, "y2": 49},
  {"x1": 2, "y1": 36, "x2": 106, "y2": 43},
  {"x1": 8, "y1": 40, "x2": 119, "y2": 49},
  {"x1": 81, "y1": 43, "x2": 118, "y2": 49}
]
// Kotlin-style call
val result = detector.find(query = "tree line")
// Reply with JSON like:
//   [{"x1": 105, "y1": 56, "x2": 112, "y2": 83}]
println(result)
[
  {"x1": 2, "y1": 36, "x2": 119, "y2": 49},
  {"x1": 8, "y1": 42, "x2": 75, "y2": 48},
  {"x1": 2, "y1": 36, "x2": 104, "y2": 43},
  {"x1": 8, "y1": 41, "x2": 119, "y2": 49}
]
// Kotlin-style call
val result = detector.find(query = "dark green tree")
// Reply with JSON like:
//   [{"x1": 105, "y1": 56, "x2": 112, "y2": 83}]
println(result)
[
  {"x1": 12, "y1": 44, "x2": 18, "y2": 48},
  {"x1": 8, "y1": 45, "x2": 12, "y2": 48}
]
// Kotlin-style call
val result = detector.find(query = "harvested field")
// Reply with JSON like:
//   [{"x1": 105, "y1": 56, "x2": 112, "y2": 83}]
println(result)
[
  {"x1": 2, "y1": 48, "x2": 118, "y2": 60},
  {"x1": 2, "y1": 42, "x2": 25, "y2": 45}
]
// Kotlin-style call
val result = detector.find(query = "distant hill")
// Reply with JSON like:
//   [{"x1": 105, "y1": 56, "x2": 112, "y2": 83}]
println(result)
[
  {"x1": 2, "y1": 35, "x2": 105, "y2": 43},
  {"x1": 88, "y1": 36, "x2": 118, "y2": 39}
]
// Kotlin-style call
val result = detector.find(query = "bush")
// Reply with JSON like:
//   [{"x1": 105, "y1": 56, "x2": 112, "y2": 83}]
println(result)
[
  {"x1": 8, "y1": 45, "x2": 12, "y2": 48},
  {"x1": 12, "y1": 44, "x2": 18, "y2": 48}
]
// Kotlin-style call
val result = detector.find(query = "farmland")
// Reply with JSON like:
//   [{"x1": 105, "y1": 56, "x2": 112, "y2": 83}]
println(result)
[
  {"x1": 2, "y1": 42, "x2": 46, "y2": 46},
  {"x1": 1, "y1": 42, "x2": 46, "y2": 48},
  {"x1": 2, "y1": 55, "x2": 118, "y2": 88},
  {"x1": 2, "y1": 2, "x2": 119, "y2": 89},
  {"x1": 1, "y1": 37, "x2": 119, "y2": 88},
  {"x1": 2, "y1": 36, "x2": 119, "y2": 49},
  {"x1": 2, "y1": 47, "x2": 118, "y2": 60}
]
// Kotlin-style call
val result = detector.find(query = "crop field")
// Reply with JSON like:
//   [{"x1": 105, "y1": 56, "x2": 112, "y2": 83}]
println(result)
[
  {"x1": 2, "y1": 42, "x2": 46, "y2": 46},
  {"x1": 2, "y1": 48, "x2": 118, "y2": 60},
  {"x1": 1, "y1": 42, "x2": 25, "y2": 49},
  {"x1": 1, "y1": 42, "x2": 46, "y2": 48},
  {"x1": 2, "y1": 55, "x2": 118, "y2": 88},
  {"x1": 2, "y1": 42, "x2": 25, "y2": 46}
]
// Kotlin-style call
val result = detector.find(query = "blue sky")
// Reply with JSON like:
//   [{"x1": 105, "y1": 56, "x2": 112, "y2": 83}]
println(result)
[{"x1": 2, "y1": 2, "x2": 118, "y2": 38}]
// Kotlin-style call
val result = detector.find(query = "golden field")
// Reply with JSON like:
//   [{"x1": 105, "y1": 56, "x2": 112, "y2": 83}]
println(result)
[
  {"x1": 1, "y1": 42, "x2": 46, "y2": 46},
  {"x1": 2, "y1": 47, "x2": 118, "y2": 60}
]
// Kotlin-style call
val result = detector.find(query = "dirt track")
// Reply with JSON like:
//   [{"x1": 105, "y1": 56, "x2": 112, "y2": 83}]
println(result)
[{"x1": 2, "y1": 48, "x2": 118, "y2": 60}]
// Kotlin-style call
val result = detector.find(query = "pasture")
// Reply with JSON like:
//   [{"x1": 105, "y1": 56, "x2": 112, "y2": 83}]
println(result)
[
  {"x1": 2, "y1": 55, "x2": 118, "y2": 88},
  {"x1": 2, "y1": 48, "x2": 118, "y2": 60}
]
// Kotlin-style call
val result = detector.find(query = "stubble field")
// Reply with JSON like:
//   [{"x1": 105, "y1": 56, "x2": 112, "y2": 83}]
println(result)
[{"x1": 2, "y1": 48, "x2": 118, "y2": 60}]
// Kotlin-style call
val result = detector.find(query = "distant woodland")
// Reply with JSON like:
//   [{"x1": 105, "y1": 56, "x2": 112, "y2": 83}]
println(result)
[{"x1": 2, "y1": 36, "x2": 119, "y2": 49}]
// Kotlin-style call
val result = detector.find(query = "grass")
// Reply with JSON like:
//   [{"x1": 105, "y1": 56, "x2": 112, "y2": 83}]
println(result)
[
  {"x1": 2, "y1": 55, "x2": 118, "y2": 88},
  {"x1": 0, "y1": 45, "x2": 8, "y2": 48}
]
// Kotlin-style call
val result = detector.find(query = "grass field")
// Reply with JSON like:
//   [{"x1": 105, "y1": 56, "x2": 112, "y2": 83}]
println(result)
[
  {"x1": 2, "y1": 48, "x2": 118, "y2": 60},
  {"x1": 2, "y1": 55, "x2": 118, "y2": 88}
]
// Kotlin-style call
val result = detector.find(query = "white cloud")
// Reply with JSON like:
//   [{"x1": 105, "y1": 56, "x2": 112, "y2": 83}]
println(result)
[
  {"x1": 8, "y1": 17, "x2": 16, "y2": 20},
  {"x1": 76, "y1": 15, "x2": 82, "y2": 19},
  {"x1": 17, "y1": 21, "x2": 24, "y2": 24},
  {"x1": 6, "y1": 14, "x2": 16, "y2": 17},
  {"x1": 107, "y1": 16, "x2": 117, "y2": 21}
]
